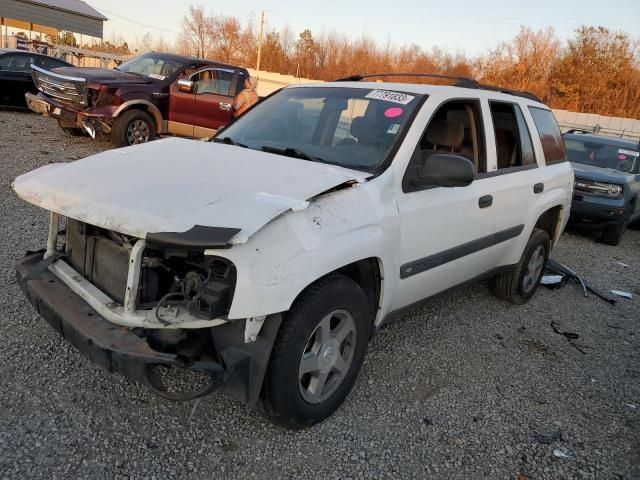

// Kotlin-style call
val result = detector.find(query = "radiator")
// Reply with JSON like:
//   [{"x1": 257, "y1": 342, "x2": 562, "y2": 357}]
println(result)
[{"x1": 65, "y1": 219, "x2": 130, "y2": 304}]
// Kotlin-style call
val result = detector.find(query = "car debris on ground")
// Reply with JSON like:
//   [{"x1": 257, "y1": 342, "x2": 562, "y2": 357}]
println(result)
[{"x1": 544, "y1": 258, "x2": 617, "y2": 303}]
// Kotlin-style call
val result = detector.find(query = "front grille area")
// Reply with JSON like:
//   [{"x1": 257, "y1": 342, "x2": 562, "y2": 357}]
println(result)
[
  {"x1": 574, "y1": 177, "x2": 597, "y2": 194},
  {"x1": 33, "y1": 66, "x2": 88, "y2": 106},
  {"x1": 65, "y1": 219, "x2": 130, "y2": 304}
]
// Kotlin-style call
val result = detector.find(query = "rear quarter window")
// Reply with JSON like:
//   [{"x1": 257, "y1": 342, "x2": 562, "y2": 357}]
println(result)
[{"x1": 528, "y1": 107, "x2": 567, "y2": 164}]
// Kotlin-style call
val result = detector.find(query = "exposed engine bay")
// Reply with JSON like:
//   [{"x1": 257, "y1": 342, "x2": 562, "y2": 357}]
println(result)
[{"x1": 64, "y1": 218, "x2": 236, "y2": 323}]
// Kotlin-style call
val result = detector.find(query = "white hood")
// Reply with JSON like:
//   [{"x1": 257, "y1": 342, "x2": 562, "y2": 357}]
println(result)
[{"x1": 13, "y1": 138, "x2": 370, "y2": 244}]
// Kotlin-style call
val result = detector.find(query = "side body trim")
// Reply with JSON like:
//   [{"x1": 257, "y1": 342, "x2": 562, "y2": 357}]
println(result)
[{"x1": 400, "y1": 224, "x2": 524, "y2": 278}]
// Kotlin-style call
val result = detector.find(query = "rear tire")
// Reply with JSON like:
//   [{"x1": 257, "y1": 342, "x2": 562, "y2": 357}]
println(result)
[
  {"x1": 493, "y1": 228, "x2": 550, "y2": 305},
  {"x1": 111, "y1": 109, "x2": 156, "y2": 147},
  {"x1": 261, "y1": 274, "x2": 371, "y2": 429}
]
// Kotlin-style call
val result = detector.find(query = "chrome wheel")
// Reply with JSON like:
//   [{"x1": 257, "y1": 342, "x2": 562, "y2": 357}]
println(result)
[
  {"x1": 126, "y1": 119, "x2": 150, "y2": 145},
  {"x1": 522, "y1": 245, "x2": 545, "y2": 293},
  {"x1": 298, "y1": 309, "x2": 357, "y2": 404}
]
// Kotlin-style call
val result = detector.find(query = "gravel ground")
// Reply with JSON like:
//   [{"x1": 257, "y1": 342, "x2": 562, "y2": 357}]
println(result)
[{"x1": 0, "y1": 110, "x2": 639, "y2": 480}]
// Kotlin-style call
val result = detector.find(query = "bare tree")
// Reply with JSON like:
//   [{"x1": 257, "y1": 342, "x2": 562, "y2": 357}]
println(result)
[
  {"x1": 182, "y1": 4, "x2": 213, "y2": 58},
  {"x1": 211, "y1": 15, "x2": 242, "y2": 63}
]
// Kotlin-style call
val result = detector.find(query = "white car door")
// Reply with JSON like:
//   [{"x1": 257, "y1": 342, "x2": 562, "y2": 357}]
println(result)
[
  {"x1": 392, "y1": 98, "x2": 502, "y2": 310},
  {"x1": 484, "y1": 100, "x2": 548, "y2": 266}
]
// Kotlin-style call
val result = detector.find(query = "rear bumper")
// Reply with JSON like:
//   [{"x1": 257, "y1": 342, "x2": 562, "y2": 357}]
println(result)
[
  {"x1": 16, "y1": 251, "x2": 226, "y2": 400},
  {"x1": 570, "y1": 195, "x2": 626, "y2": 229}
]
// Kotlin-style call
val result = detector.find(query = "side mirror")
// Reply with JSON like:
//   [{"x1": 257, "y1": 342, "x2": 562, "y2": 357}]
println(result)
[
  {"x1": 177, "y1": 78, "x2": 193, "y2": 93},
  {"x1": 415, "y1": 153, "x2": 475, "y2": 188}
]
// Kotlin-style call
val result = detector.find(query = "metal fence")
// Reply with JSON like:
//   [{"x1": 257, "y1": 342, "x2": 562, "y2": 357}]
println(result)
[
  {"x1": 553, "y1": 109, "x2": 640, "y2": 142},
  {"x1": 4, "y1": 34, "x2": 129, "y2": 69}
]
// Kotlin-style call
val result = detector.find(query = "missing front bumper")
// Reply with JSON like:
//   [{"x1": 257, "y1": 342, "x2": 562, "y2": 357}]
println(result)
[
  {"x1": 16, "y1": 251, "x2": 227, "y2": 401},
  {"x1": 16, "y1": 251, "x2": 282, "y2": 405}
]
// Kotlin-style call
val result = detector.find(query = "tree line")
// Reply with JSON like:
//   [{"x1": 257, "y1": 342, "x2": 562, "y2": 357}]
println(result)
[{"x1": 153, "y1": 5, "x2": 640, "y2": 118}]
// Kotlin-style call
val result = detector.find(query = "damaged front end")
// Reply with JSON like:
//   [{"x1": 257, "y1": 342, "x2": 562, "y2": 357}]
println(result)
[
  {"x1": 26, "y1": 65, "x2": 125, "y2": 137},
  {"x1": 16, "y1": 213, "x2": 280, "y2": 403}
]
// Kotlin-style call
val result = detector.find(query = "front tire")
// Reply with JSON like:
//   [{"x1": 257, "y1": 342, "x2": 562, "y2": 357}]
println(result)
[
  {"x1": 261, "y1": 274, "x2": 372, "y2": 429},
  {"x1": 493, "y1": 228, "x2": 550, "y2": 304},
  {"x1": 111, "y1": 109, "x2": 156, "y2": 147}
]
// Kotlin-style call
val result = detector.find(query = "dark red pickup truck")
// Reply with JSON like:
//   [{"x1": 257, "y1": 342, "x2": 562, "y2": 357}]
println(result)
[{"x1": 25, "y1": 52, "x2": 250, "y2": 147}]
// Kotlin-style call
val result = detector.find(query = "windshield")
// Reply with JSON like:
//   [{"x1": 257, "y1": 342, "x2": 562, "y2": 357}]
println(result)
[
  {"x1": 115, "y1": 54, "x2": 184, "y2": 80},
  {"x1": 566, "y1": 138, "x2": 639, "y2": 173},
  {"x1": 215, "y1": 86, "x2": 423, "y2": 173}
]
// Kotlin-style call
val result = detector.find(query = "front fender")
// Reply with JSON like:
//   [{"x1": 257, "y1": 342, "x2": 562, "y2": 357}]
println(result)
[
  {"x1": 113, "y1": 100, "x2": 164, "y2": 132},
  {"x1": 207, "y1": 181, "x2": 398, "y2": 320}
]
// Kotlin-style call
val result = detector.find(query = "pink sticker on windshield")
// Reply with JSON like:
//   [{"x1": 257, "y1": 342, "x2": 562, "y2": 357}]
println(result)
[
  {"x1": 384, "y1": 107, "x2": 403, "y2": 118},
  {"x1": 618, "y1": 154, "x2": 627, "y2": 160}
]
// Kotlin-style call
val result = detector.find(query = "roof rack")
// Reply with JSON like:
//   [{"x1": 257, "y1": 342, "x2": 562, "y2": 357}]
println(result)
[
  {"x1": 564, "y1": 128, "x2": 595, "y2": 135},
  {"x1": 336, "y1": 72, "x2": 475, "y2": 84},
  {"x1": 335, "y1": 73, "x2": 542, "y2": 103}
]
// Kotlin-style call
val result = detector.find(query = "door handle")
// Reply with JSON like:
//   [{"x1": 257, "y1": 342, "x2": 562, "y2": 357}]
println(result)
[
  {"x1": 478, "y1": 195, "x2": 493, "y2": 208},
  {"x1": 219, "y1": 102, "x2": 232, "y2": 111},
  {"x1": 533, "y1": 183, "x2": 544, "y2": 194}
]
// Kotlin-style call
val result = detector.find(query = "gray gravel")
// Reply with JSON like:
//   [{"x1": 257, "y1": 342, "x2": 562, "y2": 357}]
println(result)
[{"x1": 1, "y1": 110, "x2": 639, "y2": 479}]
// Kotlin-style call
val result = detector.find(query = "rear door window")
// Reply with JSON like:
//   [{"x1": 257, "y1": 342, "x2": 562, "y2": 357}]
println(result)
[
  {"x1": 489, "y1": 102, "x2": 537, "y2": 170},
  {"x1": 528, "y1": 107, "x2": 567, "y2": 163}
]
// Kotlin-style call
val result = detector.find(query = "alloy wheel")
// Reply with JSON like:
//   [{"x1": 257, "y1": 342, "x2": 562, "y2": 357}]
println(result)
[
  {"x1": 298, "y1": 309, "x2": 357, "y2": 404},
  {"x1": 522, "y1": 245, "x2": 545, "y2": 293},
  {"x1": 126, "y1": 119, "x2": 150, "y2": 145}
]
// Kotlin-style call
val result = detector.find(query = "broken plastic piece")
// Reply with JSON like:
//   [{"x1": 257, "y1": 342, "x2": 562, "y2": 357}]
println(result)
[
  {"x1": 611, "y1": 290, "x2": 632, "y2": 299},
  {"x1": 553, "y1": 449, "x2": 569, "y2": 459},
  {"x1": 540, "y1": 275, "x2": 563, "y2": 285},
  {"x1": 616, "y1": 261, "x2": 629, "y2": 268},
  {"x1": 546, "y1": 258, "x2": 617, "y2": 304},
  {"x1": 551, "y1": 322, "x2": 579, "y2": 340}
]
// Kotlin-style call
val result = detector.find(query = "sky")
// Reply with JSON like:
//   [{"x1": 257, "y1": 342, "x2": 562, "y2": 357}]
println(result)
[{"x1": 87, "y1": 0, "x2": 640, "y2": 55}]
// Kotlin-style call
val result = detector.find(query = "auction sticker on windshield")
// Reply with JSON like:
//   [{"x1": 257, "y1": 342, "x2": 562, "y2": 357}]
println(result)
[
  {"x1": 619, "y1": 148, "x2": 639, "y2": 157},
  {"x1": 365, "y1": 90, "x2": 415, "y2": 105}
]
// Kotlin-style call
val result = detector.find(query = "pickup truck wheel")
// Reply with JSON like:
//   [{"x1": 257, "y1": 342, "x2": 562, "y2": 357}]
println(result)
[
  {"x1": 493, "y1": 228, "x2": 550, "y2": 305},
  {"x1": 112, "y1": 110, "x2": 156, "y2": 147},
  {"x1": 261, "y1": 274, "x2": 371, "y2": 429},
  {"x1": 57, "y1": 120, "x2": 85, "y2": 137}
]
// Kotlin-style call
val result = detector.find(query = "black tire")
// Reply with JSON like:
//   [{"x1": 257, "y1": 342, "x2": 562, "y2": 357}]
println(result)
[
  {"x1": 600, "y1": 220, "x2": 627, "y2": 246},
  {"x1": 57, "y1": 120, "x2": 85, "y2": 137},
  {"x1": 111, "y1": 109, "x2": 156, "y2": 148},
  {"x1": 261, "y1": 273, "x2": 372, "y2": 429},
  {"x1": 493, "y1": 228, "x2": 550, "y2": 305}
]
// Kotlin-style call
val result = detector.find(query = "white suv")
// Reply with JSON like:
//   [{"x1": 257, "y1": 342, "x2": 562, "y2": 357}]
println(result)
[{"x1": 14, "y1": 75, "x2": 574, "y2": 428}]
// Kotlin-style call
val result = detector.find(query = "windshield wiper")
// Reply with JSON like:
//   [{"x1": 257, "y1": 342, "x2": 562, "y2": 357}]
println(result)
[
  {"x1": 261, "y1": 145, "x2": 326, "y2": 164},
  {"x1": 213, "y1": 136, "x2": 247, "y2": 148}
]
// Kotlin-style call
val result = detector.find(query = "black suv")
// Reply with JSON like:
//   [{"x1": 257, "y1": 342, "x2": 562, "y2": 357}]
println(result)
[{"x1": 565, "y1": 131, "x2": 640, "y2": 245}]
